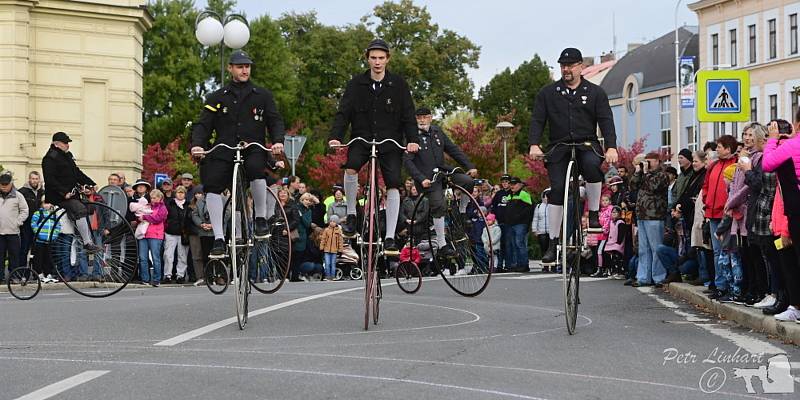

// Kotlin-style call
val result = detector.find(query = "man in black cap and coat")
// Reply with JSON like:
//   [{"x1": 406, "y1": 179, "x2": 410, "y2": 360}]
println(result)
[
  {"x1": 404, "y1": 107, "x2": 477, "y2": 257},
  {"x1": 190, "y1": 50, "x2": 286, "y2": 257},
  {"x1": 328, "y1": 38, "x2": 420, "y2": 254},
  {"x1": 41, "y1": 131, "x2": 99, "y2": 251},
  {"x1": 528, "y1": 47, "x2": 618, "y2": 264}
]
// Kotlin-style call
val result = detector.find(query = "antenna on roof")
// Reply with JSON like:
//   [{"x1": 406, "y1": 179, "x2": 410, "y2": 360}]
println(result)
[{"x1": 612, "y1": 12, "x2": 617, "y2": 57}]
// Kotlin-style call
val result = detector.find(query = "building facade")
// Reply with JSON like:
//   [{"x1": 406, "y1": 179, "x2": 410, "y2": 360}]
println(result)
[
  {"x1": 0, "y1": 0, "x2": 151, "y2": 185},
  {"x1": 600, "y1": 27, "x2": 699, "y2": 163},
  {"x1": 690, "y1": 0, "x2": 800, "y2": 142}
]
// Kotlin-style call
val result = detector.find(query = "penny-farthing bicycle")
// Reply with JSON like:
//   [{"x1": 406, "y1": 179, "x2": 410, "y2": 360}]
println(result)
[
  {"x1": 331, "y1": 137, "x2": 406, "y2": 330},
  {"x1": 408, "y1": 168, "x2": 493, "y2": 296},
  {"x1": 194, "y1": 141, "x2": 291, "y2": 330}
]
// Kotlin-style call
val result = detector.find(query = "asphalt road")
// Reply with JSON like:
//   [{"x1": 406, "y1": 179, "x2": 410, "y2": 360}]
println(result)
[{"x1": 2, "y1": 269, "x2": 799, "y2": 399}]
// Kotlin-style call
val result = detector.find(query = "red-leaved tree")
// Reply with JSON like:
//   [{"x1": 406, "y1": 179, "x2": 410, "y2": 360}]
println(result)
[
  {"x1": 606, "y1": 136, "x2": 647, "y2": 174},
  {"x1": 307, "y1": 149, "x2": 385, "y2": 190},
  {"x1": 446, "y1": 117, "x2": 507, "y2": 183},
  {"x1": 141, "y1": 137, "x2": 180, "y2": 184}
]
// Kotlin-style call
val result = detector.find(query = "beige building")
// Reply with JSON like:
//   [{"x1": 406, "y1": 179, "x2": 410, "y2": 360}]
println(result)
[
  {"x1": 690, "y1": 0, "x2": 800, "y2": 142},
  {"x1": 0, "y1": 0, "x2": 152, "y2": 186}
]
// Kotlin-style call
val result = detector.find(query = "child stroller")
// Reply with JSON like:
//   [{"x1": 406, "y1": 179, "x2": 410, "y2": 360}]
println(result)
[{"x1": 336, "y1": 242, "x2": 362, "y2": 280}]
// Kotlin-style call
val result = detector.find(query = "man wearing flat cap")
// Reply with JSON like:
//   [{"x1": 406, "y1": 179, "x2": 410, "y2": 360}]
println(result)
[
  {"x1": 404, "y1": 107, "x2": 477, "y2": 258},
  {"x1": 41, "y1": 131, "x2": 99, "y2": 252},
  {"x1": 328, "y1": 38, "x2": 420, "y2": 254},
  {"x1": 190, "y1": 49, "x2": 286, "y2": 257},
  {"x1": 528, "y1": 47, "x2": 618, "y2": 264}
]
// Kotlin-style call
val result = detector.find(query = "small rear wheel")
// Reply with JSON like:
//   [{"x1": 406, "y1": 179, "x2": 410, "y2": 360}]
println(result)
[
  {"x1": 205, "y1": 259, "x2": 229, "y2": 295},
  {"x1": 7, "y1": 267, "x2": 41, "y2": 300},
  {"x1": 395, "y1": 261, "x2": 422, "y2": 294}
]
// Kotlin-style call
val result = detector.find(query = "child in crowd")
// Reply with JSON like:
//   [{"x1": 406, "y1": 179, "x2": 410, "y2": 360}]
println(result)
[
  {"x1": 30, "y1": 202, "x2": 60, "y2": 283},
  {"x1": 137, "y1": 189, "x2": 167, "y2": 286},
  {"x1": 320, "y1": 215, "x2": 344, "y2": 281},
  {"x1": 591, "y1": 195, "x2": 614, "y2": 277},
  {"x1": 710, "y1": 164, "x2": 742, "y2": 303},
  {"x1": 482, "y1": 213, "x2": 502, "y2": 272}
]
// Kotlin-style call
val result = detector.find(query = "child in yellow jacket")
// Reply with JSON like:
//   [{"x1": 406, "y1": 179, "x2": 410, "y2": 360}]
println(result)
[{"x1": 320, "y1": 215, "x2": 344, "y2": 280}]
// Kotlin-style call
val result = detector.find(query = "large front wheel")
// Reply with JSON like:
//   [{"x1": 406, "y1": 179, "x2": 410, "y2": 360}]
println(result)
[
  {"x1": 231, "y1": 164, "x2": 251, "y2": 330},
  {"x1": 562, "y1": 160, "x2": 581, "y2": 335},
  {"x1": 249, "y1": 185, "x2": 291, "y2": 294}
]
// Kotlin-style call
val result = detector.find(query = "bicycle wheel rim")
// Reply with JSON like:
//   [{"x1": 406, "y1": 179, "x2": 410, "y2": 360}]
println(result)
[
  {"x1": 50, "y1": 204, "x2": 138, "y2": 298},
  {"x1": 562, "y1": 160, "x2": 581, "y2": 335},
  {"x1": 395, "y1": 262, "x2": 422, "y2": 294},
  {"x1": 231, "y1": 164, "x2": 251, "y2": 330},
  {"x1": 437, "y1": 185, "x2": 493, "y2": 297},
  {"x1": 205, "y1": 259, "x2": 229, "y2": 294},
  {"x1": 373, "y1": 274, "x2": 381, "y2": 325},
  {"x1": 362, "y1": 163, "x2": 379, "y2": 330},
  {"x1": 7, "y1": 267, "x2": 41, "y2": 300},
  {"x1": 250, "y1": 185, "x2": 291, "y2": 294}
]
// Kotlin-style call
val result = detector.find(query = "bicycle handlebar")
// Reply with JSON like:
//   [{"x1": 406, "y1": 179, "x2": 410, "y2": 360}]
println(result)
[
  {"x1": 542, "y1": 141, "x2": 606, "y2": 160},
  {"x1": 194, "y1": 141, "x2": 273, "y2": 156},
  {"x1": 431, "y1": 167, "x2": 465, "y2": 183},
  {"x1": 329, "y1": 137, "x2": 406, "y2": 151}
]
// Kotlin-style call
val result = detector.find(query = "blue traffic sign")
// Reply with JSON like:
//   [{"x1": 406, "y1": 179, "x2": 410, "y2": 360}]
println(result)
[
  {"x1": 706, "y1": 79, "x2": 740, "y2": 113},
  {"x1": 154, "y1": 173, "x2": 169, "y2": 188}
]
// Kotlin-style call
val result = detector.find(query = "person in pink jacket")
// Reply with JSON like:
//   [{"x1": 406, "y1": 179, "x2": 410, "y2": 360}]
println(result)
[
  {"x1": 591, "y1": 195, "x2": 613, "y2": 277},
  {"x1": 138, "y1": 188, "x2": 168, "y2": 286}
]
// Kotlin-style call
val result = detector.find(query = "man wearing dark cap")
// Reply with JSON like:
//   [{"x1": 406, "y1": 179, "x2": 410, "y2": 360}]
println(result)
[
  {"x1": 504, "y1": 177, "x2": 534, "y2": 272},
  {"x1": 528, "y1": 47, "x2": 618, "y2": 264},
  {"x1": 671, "y1": 148, "x2": 695, "y2": 209},
  {"x1": 404, "y1": 107, "x2": 477, "y2": 258},
  {"x1": 491, "y1": 174, "x2": 513, "y2": 271},
  {"x1": 190, "y1": 49, "x2": 286, "y2": 257},
  {"x1": 328, "y1": 38, "x2": 419, "y2": 254},
  {"x1": 41, "y1": 131, "x2": 99, "y2": 252}
]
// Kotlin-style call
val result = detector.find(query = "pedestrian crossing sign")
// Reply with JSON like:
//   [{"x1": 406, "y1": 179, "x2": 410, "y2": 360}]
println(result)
[{"x1": 697, "y1": 70, "x2": 750, "y2": 122}]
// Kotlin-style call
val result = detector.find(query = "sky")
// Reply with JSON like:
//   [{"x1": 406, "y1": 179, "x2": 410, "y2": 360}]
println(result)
[{"x1": 195, "y1": 0, "x2": 699, "y2": 89}]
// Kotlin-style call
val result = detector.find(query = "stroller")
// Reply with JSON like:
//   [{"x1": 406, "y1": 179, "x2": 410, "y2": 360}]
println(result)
[{"x1": 335, "y1": 242, "x2": 362, "y2": 280}]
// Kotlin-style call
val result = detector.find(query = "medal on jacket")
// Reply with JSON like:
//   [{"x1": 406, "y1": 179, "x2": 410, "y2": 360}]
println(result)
[
  {"x1": 387, "y1": 98, "x2": 392, "y2": 105},
  {"x1": 581, "y1": 95, "x2": 588, "y2": 105},
  {"x1": 222, "y1": 106, "x2": 228, "y2": 114},
  {"x1": 434, "y1": 134, "x2": 441, "y2": 146},
  {"x1": 253, "y1": 107, "x2": 264, "y2": 121}
]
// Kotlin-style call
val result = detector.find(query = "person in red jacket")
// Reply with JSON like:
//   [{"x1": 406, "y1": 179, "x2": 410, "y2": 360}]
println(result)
[{"x1": 702, "y1": 134, "x2": 738, "y2": 299}]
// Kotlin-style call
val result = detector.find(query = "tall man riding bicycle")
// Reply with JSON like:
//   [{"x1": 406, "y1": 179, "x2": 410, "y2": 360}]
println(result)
[
  {"x1": 190, "y1": 50, "x2": 286, "y2": 258},
  {"x1": 528, "y1": 47, "x2": 618, "y2": 264}
]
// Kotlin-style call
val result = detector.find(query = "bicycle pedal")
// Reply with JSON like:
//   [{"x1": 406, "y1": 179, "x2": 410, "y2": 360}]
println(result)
[
  {"x1": 586, "y1": 227, "x2": 602, "y2": 234},
  {"x1": 208, "y1": 253, "x2": 227, "y2": 260}
]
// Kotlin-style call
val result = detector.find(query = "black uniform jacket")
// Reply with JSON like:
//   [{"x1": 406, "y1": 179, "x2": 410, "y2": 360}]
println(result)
[
  {"x1": 329, "y1": 70, "x2": 418, "y2": 153},
  {"x1": 191, "y1": 80, "x2": 285, "y2": 160},
  {"x1": 528, "y1": 77, "x2": 617, "y2": 150},
  {"x1": 403, "y1": 125, "x2": 474, "y2": 183},
  {"x1": 41, "y1": 145, "x2": 96, "y2": 204}
]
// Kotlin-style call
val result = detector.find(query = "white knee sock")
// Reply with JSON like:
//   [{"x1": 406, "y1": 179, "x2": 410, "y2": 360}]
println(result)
[
  {"x1": 265, "y1": 185, "x2": 276, "y2": 220},
  {"x1": 75, "y1": 218, "x2": 93, "y2": 245},
  {"x1": 586, "y1": 182, "x2": 602, "y2": 212},
  {"x1": 385, "y1": 188, "x2": 400, "y2": 239},
  {"x1": 459, "y1": 192, "x2": 470, "y2": 213},
  {"x1": 547, "y1": 204, "x2": 563, "y2": 240},
  {"x1": 433, "y1": 217, "x2": 446, "y2": 248},
  {"x1": 251, "y1": 179, "x2": 267, "y2": 219},
  {"x1": 206, "y1": 192, "x2": 225, "y2": 240},
  {"x1": 344, "y1": 173, "x2": 358, "y2": 215}
]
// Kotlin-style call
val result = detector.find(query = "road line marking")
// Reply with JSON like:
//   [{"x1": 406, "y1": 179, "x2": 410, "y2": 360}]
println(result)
[
  {"x1": 154, "y1": 286, "x2": 364, "y2": 346},
  {"x1": 12, "y1": 370, "x2": 109, "y2": 400}
]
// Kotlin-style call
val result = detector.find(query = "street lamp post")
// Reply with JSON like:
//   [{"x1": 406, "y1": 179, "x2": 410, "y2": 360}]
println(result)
[
  {"x1": 691, "y1": 64, "x2": 731, "y2": 147},
  {"x1": 195, "y1": 10, "x2": 250, "y2": 84},
  {"x1": 496, "y1": 121, "x2": 514, "y2": 174},
  {"x1": 674, "y1": 0, "x2": 683, "y2": 159}
]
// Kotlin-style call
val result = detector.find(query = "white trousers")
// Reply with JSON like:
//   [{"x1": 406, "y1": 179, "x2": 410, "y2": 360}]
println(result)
[{"x1": 163, "y1": 233, "x2": 188, "y2": 278}]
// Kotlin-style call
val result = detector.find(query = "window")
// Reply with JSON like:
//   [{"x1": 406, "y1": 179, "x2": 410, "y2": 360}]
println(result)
[
  {"x1": 687, "y1": 126, "x2": 698, "y2": 151},
  {"x1": 713, "y1": 122, "x2": 720, "y2": 138},
  {"x1": 732, "y1": 122, "x2": 739, "y2": 138},
  {"x1": 769, "y1": 19, "x2": 777, "y2": 59},
  {"x1": 770, "y1": 94, "x2": 778, "y2": 120},
  {"x1": 792, "y1": 14, "x2": 798, "y2": 55},
  {"x1": 660, "y1": 96, "x2": 671, "y2": 147},
  {"x1": 730, "y1": 29, "x2": 738, "y2": 66},
  {"x1": 792, "y1": 90, "x2": 798, "y2": 122},
  {"x1": 712, "y1": 33, "x2": 719, "y2": 65},
  {"x1": 625, "y1": 83, "x2": 637, "y2": 114},
  {"x1": 750, "y1": 97, "x2": 758, "y2": 122},
  {"x1": 749, "y1": 24, "x2": 757, "y2": 63}
]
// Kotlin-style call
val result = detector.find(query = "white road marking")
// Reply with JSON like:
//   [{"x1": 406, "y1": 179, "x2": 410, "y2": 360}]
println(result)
[
  {"x1": 12, "y1": 370, "x2": 109, "y2": 400},
  {"x1": 637, "y1": 287, "x2": 786, "y2": 355},
  {"x1": 155, "y1": 285, "x2": 364, "y2": 346},
  {"x1": 1, "y1": 356, "x2": 550, "y2": 400}
]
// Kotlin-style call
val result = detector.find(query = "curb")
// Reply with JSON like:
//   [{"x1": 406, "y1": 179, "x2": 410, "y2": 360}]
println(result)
[
  {"x1": 666, "y1": 282, "x2": 800, "y2": 345},
  {"x1": 1, "y1": 282, "x2": 197, "y2": 294}
]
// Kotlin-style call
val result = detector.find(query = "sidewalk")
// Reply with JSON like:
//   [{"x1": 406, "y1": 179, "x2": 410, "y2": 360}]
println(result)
[{"x1": 666, "y1": 282, "x2": 800, "y2": 344}]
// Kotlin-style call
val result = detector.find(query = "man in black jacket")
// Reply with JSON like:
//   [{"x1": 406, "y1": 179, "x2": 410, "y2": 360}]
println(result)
[
  {"x1": 528, "y1": 47, "x2": 618, "y2": 264},
  {"x1": 328, "y1": 39, "x2": 420, "y2": 254},
  {"x1": 41, "y1": 131, "x2": 98, "y2": 251},
  {"x1": 190, "y1": 50, "x2": 286, "y2": 257},
  {"x1": 17, "y1": 171, "x2": 44, "y2": 266},
  {"x1": 491, "y1": 175, "x2": 512, "y2": 271},
  {"x1": 404, "y1": 107, "x2": 477, "y2": 257}
]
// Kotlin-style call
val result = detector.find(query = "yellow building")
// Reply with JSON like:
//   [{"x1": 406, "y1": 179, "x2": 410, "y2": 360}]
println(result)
[
  {"x1": 690, "y1": 0, "x2": 800, "y2": 141},
  {"x1": 0, "y1": 0, "x2": 152, "y2": 185}
]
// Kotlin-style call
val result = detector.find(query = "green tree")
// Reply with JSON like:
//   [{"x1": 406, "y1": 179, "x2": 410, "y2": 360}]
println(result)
[
  {"x1": 474, "y1": 54, "x2": 552, "y2": 153},
  {"x1": 365, "y1": 0, "x2": 480, "y2": 113},
  {"x1": 142, "y1": 0, "x2": 207, "y2": 146}
]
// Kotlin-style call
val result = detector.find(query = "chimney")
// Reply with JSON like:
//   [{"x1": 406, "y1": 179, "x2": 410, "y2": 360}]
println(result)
[
  {"x1": 600, "y1": 52, "x2": 616, "y2": 63},
  {"x1": 582, "y1": 56, "x2": 595, "y2": 67}
]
